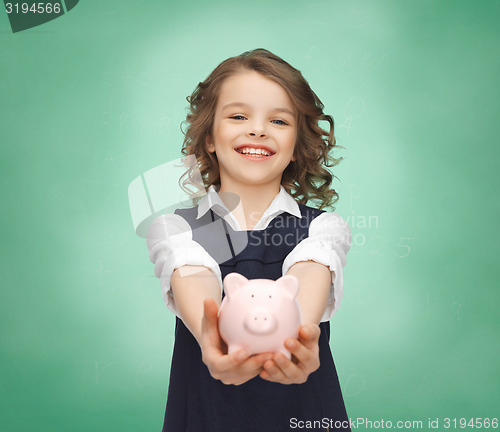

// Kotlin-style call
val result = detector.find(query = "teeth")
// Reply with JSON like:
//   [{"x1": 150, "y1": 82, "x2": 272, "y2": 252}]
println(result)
[{"x1": 238, "y1": 147, "x2": 272, "y2": 156}]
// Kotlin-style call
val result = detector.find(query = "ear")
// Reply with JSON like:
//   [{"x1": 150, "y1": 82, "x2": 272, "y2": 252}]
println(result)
[
  {"x1": 275, "y1": 275, "x2": 299, "y2": 299},
  {"x1": 206, "y1": 135, "x2": 215, "y2": 153},
  {"x1": 223, "y1": 273, "x2": 248, "y2": 297}
]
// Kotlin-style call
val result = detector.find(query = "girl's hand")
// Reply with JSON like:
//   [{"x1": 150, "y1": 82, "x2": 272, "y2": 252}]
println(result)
[
  {"x1": 200, "y1": 298, "x2": 272, "y2": 386},
  {"x1": 259, "y1": 323, "x2": 321, "y2": 385}
]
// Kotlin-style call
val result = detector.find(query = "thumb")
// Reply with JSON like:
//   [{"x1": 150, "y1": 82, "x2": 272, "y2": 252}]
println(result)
[
  {"x1": 201, "y1": 298, "x2": 221, "y2": 346},
  {"x1": 298, "y1": 323, "x2": 320, "y2": 347},
  {"x1": 203, "y1": 298, "x2": 219, "y2": 323}
]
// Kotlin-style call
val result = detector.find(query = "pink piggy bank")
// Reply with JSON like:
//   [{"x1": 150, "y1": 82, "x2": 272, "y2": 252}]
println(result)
[{"x1": 218, "y1": 273, "x2": 302, "y2": 359}]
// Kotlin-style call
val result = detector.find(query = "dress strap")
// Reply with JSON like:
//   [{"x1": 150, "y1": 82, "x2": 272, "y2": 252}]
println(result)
[{"x1": 210, "y1": 209, "x2": 236, "y2": 259}]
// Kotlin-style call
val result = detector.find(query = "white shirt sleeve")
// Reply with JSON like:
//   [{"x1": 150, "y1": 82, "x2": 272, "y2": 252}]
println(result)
[
  {"x1": 282, "y1": 212, "x2": 352, "y2": 322},
  {"x1": 146, "y1": 213, "x2": 223, "y2": 316}
]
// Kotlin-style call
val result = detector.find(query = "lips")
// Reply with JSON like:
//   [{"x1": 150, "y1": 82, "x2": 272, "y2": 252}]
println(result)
[{"x1": 234, "y1": 144, "x2": 275, "y2": 157}]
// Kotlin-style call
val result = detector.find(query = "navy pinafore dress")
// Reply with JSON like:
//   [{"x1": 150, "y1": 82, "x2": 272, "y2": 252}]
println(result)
[{"x1": 162, "y1": 204, "x2": 350, "y2": 431}]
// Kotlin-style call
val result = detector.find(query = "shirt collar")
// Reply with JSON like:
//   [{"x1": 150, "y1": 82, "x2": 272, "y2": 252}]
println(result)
[{"x1": 197, "y1": 184, "x2": 302, "y2": 222}]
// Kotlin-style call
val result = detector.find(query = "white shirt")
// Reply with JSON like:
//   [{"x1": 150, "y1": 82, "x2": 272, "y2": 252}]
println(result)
[{"x1": 147, "y1": 185, "x2": 352, "y2": 322}]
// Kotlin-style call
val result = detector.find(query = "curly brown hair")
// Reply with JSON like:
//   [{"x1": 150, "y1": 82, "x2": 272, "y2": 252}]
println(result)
[{"x1": 179, "y1": 48, "x2": 343, "y2": 210}]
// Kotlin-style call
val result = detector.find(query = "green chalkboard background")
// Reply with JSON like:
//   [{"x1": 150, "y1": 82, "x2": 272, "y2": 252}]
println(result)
[{"x1": 1, "y1": 1, "x2": 498, "y2": 431}]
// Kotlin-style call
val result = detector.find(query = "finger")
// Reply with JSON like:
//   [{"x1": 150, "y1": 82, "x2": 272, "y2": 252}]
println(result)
[
  {"x1": 202, "y1": 298, "x2": 219, "y2": 329},
  {"x1": 201, "y1": 299, "x2": 227, "y2": 371},
  {"x1": 248, "y1": 352, "x2": 274, "y2": 368},
  {"x1": 211, "y1": 349, "x2": 250, "y2": 373},
  {"x1": 285, "y1": 338, "x2": 315, "y2": 366},
  {"x1": 261, "y1": 358, "x2": 288, "y2": 383},
  {"x1": 216, "y1": 350, "x2": 273, "y2": 374},
  {"x1": 260, "y1": 369, "x2": 277, "y2": 382},
  {"x1": 224, "y1": 357, "x2": 269, "y2": 386},
  {"x1": 235, "y1": 355, "x2": 273, "y2": 382},
  {"x1": 201, "y1": 299, "x2": 221, "y2": 347},
  {"x1": 299, "y1": 323, "x2": 320, "y2": 341},
  {"x1": 298, "y1": 323, "x2": 321, "y2": 349},
  {"x1": 285, "y1": 338, "x2": 318, "y2": 372},
  {"x1": 204, "y1": 348, "x2": 248, "y2": 382},
  {"x1": 272, "y1": 351, "x2": 303, "y2": 380}
]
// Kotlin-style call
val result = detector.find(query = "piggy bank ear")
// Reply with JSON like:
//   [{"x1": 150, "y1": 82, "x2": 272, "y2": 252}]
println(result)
[
  {"x1": 276, "y1": 275, "x2": 299, "y2": 299},
  {"x1": 223, "y1": 273, "x2": 249, "y2": 298}
]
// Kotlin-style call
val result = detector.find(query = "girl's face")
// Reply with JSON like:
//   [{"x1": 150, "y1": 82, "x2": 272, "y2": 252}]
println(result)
[{"x1": 206, "y1": 70, "x2": 297, "y2": 193}]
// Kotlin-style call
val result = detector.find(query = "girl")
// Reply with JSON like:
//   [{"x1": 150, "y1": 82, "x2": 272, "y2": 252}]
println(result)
[{"x1": 147, "y1": 48, "x2": 352, "y2": 431}]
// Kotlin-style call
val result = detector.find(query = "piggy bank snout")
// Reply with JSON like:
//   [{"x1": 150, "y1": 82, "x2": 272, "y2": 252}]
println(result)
[{"x1": 244, "y1": 307, "x2": 277, "y2": 335}]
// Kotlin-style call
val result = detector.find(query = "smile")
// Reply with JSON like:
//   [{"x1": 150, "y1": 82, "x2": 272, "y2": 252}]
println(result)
[{"x1": 235, "y1": 146, "x2": 274, "y2": 157}]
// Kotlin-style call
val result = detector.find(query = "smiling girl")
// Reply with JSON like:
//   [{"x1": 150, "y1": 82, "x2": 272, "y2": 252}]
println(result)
[{"x1": 147, "y1": 49, "x2": 352, "y2": 431}]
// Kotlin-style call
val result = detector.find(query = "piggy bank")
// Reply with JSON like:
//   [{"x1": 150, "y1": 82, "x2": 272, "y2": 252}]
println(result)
[{"x1": 218, "y1": 273, "x2": 301, "y2": 359}]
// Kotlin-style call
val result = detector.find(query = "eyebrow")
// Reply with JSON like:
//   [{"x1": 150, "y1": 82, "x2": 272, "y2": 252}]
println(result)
[{"x1": 221, "y1": 102, "x2": 295, "y2": 117}]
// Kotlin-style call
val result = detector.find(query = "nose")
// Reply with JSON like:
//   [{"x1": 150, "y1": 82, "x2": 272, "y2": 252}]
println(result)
[
  {"x1": 247, "y1": 119, "x2": 267, "y2": 137},
  {"x1": 244, "y1": 307, "x2": 277, "y2": 335}
]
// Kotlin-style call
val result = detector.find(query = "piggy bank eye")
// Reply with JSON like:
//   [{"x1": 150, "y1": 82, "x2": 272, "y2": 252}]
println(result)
[
  {"x1": 251, "y1": 294, "x2": 254, "y2": 298},
  {"x1": 269, "y1": 295, "x2": 272, "y2": 299}
]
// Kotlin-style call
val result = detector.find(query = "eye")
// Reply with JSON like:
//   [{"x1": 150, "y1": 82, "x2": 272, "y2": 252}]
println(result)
[
  {"x1": 268, "y1": 295, "x2": 272, "y2": 299},
  {"x1": 230, "y1": 115, "x2": 247, "y2": 120},
  {"x1": 251, "y1": 294, "x2": 254, "y2": 298},
  {"x1": 271, "y1": 119, "x2": 288, "y2": 126}
]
